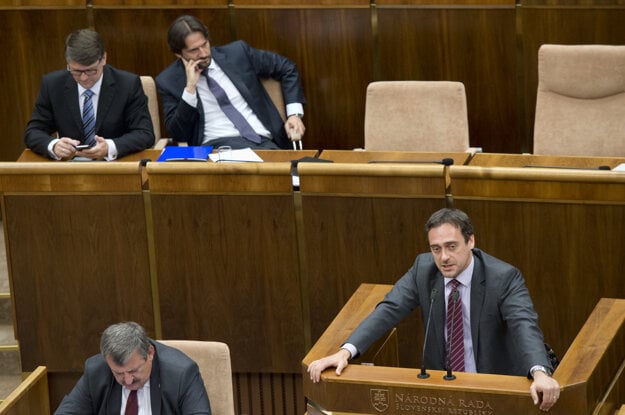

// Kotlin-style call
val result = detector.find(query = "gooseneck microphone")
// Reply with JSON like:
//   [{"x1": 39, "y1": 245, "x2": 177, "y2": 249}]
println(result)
[
  {"x1": 418, "y1": 288, "x2": 438, "y2": 379},
  {"x1": 444, "y1": 290, "x2": 460, "y2": 381},
  {"x1": 368, "y1": 158, "x2": 454, "y2": 166}
]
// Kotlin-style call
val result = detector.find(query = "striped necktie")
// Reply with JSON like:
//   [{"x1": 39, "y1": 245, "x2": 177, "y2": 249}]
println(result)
[
  {"x1": 446, "y1": 278, "x2": 465, "y2": 372},
  {"x1": 82, "y1": 89, "x2": 96, "y2": 146}
]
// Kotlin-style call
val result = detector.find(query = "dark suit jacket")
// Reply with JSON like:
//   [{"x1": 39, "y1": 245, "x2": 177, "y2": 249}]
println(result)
[
  {"x1": 24, "y1": 65, "x2": 154, "y2": 158},
  {"x1": 346, "y1": 248, "x2": 553, "y2": 376},
  {"x1": 54, "y1": 340, "x2": 211, "y2": 415},
  {"x1": 156, "y1": 40, "x2": 306, "y2": 149}
]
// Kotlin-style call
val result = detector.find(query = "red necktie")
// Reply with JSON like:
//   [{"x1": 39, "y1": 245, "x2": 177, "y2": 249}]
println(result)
[
  {"x1": 446, "y1": 279, "x2": 465, "y2": 372},
  {"x1": 125, "y1": 390, "x2": 138, "y2": 415}
]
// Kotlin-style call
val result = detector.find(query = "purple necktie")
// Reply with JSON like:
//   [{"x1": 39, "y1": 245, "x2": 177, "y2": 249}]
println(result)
[
  {"x1": 202, "y1": 71, "x2": 261, "y2": 143},
  {"x1": 446, "y1": 278, "x2": 465, "y2": 372},
  {"x1": 125, "y1": 390, "x2": 138, "y2": 415}
]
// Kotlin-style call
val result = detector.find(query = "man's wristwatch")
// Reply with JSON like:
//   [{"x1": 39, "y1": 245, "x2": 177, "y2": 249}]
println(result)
[
  {"x1": 290, "y1": 113, "x2": 304, "y2": 119},
  {"x1": 530, "y1": 365, "x2": 552, "y2": 378}
]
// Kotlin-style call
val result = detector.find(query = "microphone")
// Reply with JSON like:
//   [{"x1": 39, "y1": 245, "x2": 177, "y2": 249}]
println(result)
[
  {"x1": 444, "y1": 289, "x2": 460, "y2": 381},
  {"x1": 368, "y1": 158, "x2": 454, "y2": 166},
  {"x1": 418, "y1": 288, "x2": 438, "y2": 379},
  {"x1": 523, "y1": 164, "x2": 611, "y2": 171}
]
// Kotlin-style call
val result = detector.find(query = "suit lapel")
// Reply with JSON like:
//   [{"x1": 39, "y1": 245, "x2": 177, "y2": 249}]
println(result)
[
  {"x1": 428, "y1": 273, "x2": 447, "y2": 366},
  {"x1": 470, "y1": 252, "x2": 486, "y2": 368},
  {"x1": 213, "y1": 49, "x2": 253, "y2": 99},
  {"x1": 64, "y1": 76, "x2": 83, "y2": 134},
  {"x1": 107, "y1": 379, "x2": 122, "y2": 415},
  {"x1": 212, "y1": 49, "x2": 269, "y2": 121},
  {"x1": 150, "y1": 343, "x2": 162, "y2": 413},
  {"x1": 96, "y1": 66, "x2": 115, "y2": 132}
]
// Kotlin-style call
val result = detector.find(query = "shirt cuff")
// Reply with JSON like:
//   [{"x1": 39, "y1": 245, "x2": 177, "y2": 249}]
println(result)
[
  {"x1": 286, "y1": 103, "x2": 304, "y2": 118},
  {"x1": 104, "y1": 139, "x2": 118, "y2": 161},
  {"x1": 182, "y1": 89, "x2": 198, "y2": 108},
  {"x1": 529, "y1": 365, "x2": 551, "y2": 379},
  {"x1": 341, "y1": 343, "x2": 358, "y2": 360},
  {"x1": 47, "y1": 138, "x2": 62, "y2": 160}
]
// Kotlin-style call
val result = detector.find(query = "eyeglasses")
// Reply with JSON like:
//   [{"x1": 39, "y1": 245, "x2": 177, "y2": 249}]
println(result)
[{"x1": 67, "y1": 60, "x2": 101, "y2": 77}]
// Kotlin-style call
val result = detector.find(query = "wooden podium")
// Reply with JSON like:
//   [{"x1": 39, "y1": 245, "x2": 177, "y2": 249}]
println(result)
[{"x1": 302, "y1": 284, "x2": 625, "y2": 414}]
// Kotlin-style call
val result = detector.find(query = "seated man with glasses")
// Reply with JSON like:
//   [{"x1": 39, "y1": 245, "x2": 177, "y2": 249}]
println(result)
[{"x1": 24, "y1": 29, "x2": 154, "y2": 160}]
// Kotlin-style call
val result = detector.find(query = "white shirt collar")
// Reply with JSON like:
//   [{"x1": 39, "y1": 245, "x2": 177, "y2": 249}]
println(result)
[{"x1": 77, "y1": 70, "x2": 104, "y2": 96}]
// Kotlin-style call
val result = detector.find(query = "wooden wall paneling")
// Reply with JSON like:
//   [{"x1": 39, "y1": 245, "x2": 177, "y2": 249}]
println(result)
[
  {"x1": 234, "y1": 7, "x2": 374, "y2": 151},
  {"x1": 0, "y1": 9, "x2": 88, "y2": 161},
  {"x1": 298, "y1": 163, "x2": 447, "y2": 368},
  {"x1": 147, "y1": 163, "x2": 304, "y2": 374},
  {"x1": 92, "y1": 0, "x2": 227, "y2": 6},
  {"x1": 376, "y1": 6, "x2": 519, "y2": 154},
  {"x1": 234, "y1": 0, "x2": 369, "y2": 5},
  {"x1": 519, "y1": 7, "x2": 625, "y2": 154},
  {"x1": 92, "y1": 7, "x2": 233, "y2": 79},
  {"x1": 450, "y1": 166, "x2": 625, "y2": 362},
  {"x1": 0, "y1": 0, "x2": 83, "y2": 5}
]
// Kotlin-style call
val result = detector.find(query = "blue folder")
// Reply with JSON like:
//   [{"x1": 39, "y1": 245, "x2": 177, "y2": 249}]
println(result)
[{"x1": 157, "y1": 146, "x2": 214, "y2": 162}]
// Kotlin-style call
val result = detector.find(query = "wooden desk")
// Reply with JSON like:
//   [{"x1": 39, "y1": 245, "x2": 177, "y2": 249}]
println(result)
[
  {"x1": 449, "y1": 165, "x2": 625, "y2": 361},
  {"x1": 303, "y1": 284, "x2": 625, "y2": 414},
  {"x1": 319, "y1": 149, "x2": 472, "y2": 165},
  {"x1": 16, "y1": 148, "x2": 157, "y2": 162},
  {"x1": 0, "y1": 367, "x2": 50, "y2": 415},
  {"x1": 470, "y1": 152, "x2": 625, "y2": 169},
  {"x1": 297, "y1": 163, "x2": 449, "y2": 368},
  {"x1": 17, "y1": 148, "x2": 318, "y2": 163}
]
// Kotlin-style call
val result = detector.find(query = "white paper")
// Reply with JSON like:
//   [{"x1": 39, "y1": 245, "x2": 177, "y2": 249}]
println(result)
[
  {"x1": 612, "y1": 163, "x2": 625, "y2": 171},
  {"x1": 209, "y1": 147, "x2": 264, "y2": 163}
]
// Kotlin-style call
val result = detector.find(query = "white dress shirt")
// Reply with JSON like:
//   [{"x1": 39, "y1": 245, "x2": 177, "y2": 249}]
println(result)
[{"x1": 121, "y1": 381, "x2": 151, "y2": 415}]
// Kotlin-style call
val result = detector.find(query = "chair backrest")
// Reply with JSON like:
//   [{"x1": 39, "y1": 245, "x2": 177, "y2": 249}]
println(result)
[
  {"x1": 261, "y1": 78, "x2": 286, "y2": 122},
  {"x1": 364, "y1": 81, "x2": 470, "y2": 152},
  {"x1": 533, "y1": 44, "x2": 625, "y2": 156},
  {"x1": 159, "y1": 340, "x2": 234, "y2": 415},
  {"x1": 140, "y1": 75, "x2": 162, "y2": 145}
]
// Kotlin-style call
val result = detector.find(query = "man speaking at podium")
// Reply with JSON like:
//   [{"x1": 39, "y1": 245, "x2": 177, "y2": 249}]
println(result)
[{"x1": 308, "y1": 208, "x2": 561, "y2": 412}]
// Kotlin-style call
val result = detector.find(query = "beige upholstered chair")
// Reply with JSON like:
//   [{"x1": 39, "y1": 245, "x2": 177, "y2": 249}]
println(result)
[
  {"x1": 261, "y1": 78, "x2": 286, "y2": 122},
  {"x1": 139, "y1": 75, "x2": 165, "y2": 148},
  {"x1": 261, "y1": 78, "x2": 302, "y2": 149},
  {"x1": 533, "y1": 44, "x2": 625, "y2": 156},
  {"x1": 364, "y1": 81, "x2": 471, "y2": 152},
  {"x1": 159, "y1": 340, "x2": 235, "y2": 415}
]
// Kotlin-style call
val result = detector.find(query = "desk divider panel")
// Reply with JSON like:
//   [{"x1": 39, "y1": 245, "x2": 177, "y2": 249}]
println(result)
[{"x1": 146, "y1": 162, "x2": 304, "y2": 374}]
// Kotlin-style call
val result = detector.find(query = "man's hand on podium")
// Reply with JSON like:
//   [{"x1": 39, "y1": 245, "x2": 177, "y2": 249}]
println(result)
[
  {"x1": 530, "y1": 370, "x2": 560, "y2": 412},
  {"x1": 307, "y1": 348, "x2": 351, "y2": 383}
]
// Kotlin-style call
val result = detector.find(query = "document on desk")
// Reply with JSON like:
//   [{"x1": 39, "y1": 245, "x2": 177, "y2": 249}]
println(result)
[{"x1": 209, "y1": 147, "x2": 264, "y2": 163}]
